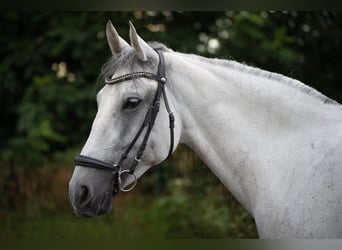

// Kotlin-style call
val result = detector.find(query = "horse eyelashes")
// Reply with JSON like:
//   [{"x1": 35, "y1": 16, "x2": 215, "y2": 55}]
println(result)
[{"x1": 123, "y1": 97, "x2": 141, "y2": 110}]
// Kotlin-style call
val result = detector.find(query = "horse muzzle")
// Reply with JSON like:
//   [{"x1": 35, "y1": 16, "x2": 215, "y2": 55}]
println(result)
[{"x1": 69, "y1": 171, "x2": 115, "y2": 217}]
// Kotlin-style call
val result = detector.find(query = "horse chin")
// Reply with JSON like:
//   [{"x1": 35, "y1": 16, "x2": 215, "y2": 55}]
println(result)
[{"x1": 74, "y1": 192, "x2": 113, "y2": 218}]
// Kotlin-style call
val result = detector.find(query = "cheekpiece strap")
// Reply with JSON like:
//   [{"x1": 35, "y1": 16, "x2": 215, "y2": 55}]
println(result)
[{"x1": 105, "y1": 72, "x2": 158, "y2": 85}]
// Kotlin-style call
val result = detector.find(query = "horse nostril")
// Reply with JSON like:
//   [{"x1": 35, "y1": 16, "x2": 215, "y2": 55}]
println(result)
[{"x1": 79, "y1": 185, "x2": 90, "y2": 206}]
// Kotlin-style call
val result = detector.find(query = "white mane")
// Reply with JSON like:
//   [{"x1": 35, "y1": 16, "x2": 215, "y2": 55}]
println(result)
[{"x1": 179, "y1": 52, "x2": 339, "y2": 105}]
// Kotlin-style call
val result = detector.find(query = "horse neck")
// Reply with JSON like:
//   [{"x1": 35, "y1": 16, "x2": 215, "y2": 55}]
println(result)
[{"x1": 166, "y1": 52, "x2": 341, "y2": 213}]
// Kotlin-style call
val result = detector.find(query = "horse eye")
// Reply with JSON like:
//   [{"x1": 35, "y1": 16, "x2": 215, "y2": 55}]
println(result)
[{"x1": 123, "y1": 97, "x2": 141, "y2": 109}]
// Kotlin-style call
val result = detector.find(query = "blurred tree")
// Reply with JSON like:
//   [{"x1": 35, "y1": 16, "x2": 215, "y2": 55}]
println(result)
[{"x1": 0, "y1": 11, "x2": 341, "y2": 165}]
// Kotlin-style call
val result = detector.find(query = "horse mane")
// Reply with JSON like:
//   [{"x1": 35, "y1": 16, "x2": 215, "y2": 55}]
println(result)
[
  {"x1": 98, "y1": 41, "x2": 338, "y2": 106},
  {"x1": 181, "y1": 52, "x2": 339, "y2": 106}
]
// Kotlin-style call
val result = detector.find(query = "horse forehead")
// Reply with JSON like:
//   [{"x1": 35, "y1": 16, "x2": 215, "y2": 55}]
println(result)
[
  {"x1": 98, "y1": 78, "x2": 156, "y2": 102},
  {"x1": 97, "y1": 84, "x2": 118, "y2": 101}
]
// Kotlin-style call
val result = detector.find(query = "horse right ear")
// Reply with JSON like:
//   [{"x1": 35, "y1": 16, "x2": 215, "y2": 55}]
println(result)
[
  {"x1": 129, "y1": 21, "x2": 157, "y2": 61},
  {"x1": 106, "y1": 20, "x2": 130, "y2": 56}
]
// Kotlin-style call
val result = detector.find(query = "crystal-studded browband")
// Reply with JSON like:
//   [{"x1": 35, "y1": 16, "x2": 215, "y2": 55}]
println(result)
[{"x1": 105, "y1": 72, "x2": 158, "y2": 85}]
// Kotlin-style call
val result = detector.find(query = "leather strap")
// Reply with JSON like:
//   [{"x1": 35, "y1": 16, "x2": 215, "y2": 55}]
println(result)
[
  {"x1": 105, "y1": 72, "x2": 158, "y2": 85},
  {"x1": 155, "y1": 49, "x2": 175, "y2": 159},
  {"x1": 74, "y1": 155, "x2": 118, "y2": 172}
]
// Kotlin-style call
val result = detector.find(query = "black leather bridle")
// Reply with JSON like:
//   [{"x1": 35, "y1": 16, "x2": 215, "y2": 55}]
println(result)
[{"x1": 74, "y1": 49, "x2": 175, "y2": 195}]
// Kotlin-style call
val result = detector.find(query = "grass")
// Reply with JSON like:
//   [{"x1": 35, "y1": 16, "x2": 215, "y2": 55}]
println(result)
[
  {"x1": 0, "y1": 146, "x2": 258, "y2": 239},
  {"x1": 0, "y1": 192, "x2": 257, "y2": 239}
]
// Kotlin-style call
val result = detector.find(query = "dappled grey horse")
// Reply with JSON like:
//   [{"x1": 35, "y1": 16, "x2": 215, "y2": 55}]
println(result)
[{"x1": 69, "y1": 21, "x2": 342, "y2": 238}]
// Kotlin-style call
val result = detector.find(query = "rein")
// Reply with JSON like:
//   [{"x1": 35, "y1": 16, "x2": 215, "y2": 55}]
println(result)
[{"x1": 74, "y1": 49, "x2": 175, "y2": 195}]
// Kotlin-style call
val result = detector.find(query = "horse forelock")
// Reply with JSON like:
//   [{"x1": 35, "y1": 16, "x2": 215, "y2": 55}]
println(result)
[{"x1": 97, "y1": 42, "x2": 170, "y2": 90}]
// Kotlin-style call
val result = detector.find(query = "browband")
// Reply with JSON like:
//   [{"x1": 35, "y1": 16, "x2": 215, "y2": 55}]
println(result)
[{"x1": 105, "y1": 72, "x2": 158, "y2": 85}]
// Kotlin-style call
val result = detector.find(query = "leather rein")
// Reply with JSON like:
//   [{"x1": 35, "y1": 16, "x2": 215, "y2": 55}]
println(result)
[{"x1": 74, "y1": 49, "x2": 175, "y2": 195}]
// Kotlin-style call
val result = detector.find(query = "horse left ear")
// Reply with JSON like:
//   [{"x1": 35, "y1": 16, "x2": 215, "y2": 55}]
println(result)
[
  {"x1": 106, "y1": 20, "x2": 130, "y2": 56},
  {"x1": 129, "y1": 21, "x2": 156, "y2": 61}
]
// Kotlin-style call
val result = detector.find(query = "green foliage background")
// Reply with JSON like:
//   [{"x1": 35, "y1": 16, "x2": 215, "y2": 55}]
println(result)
[{"x1": 0, "y1": 11, "x2": 341, "y2": 238}]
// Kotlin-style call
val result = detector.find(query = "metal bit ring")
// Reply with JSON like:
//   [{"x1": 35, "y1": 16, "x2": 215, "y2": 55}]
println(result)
[{"x1": 118, "y1": 170, "x2": 137, "y2": 192}]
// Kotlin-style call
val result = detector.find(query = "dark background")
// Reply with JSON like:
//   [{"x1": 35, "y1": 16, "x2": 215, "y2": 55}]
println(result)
[{"x1": 0, "y1": 11, "x2": 341, "y2": 238}]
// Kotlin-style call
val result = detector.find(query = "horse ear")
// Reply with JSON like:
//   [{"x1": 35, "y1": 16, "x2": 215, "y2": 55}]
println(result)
[
  {"x1": 129, "y1": 21, "x2": 156, "y2": 61},
  {"x1": 106, "y1": 20, "x2": 130, "y2": 56}
]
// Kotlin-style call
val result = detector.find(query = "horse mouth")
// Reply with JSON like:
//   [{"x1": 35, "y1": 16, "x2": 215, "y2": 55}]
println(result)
[{"x1": 74, "y1": 192, "x2": 113, "y2": 218}]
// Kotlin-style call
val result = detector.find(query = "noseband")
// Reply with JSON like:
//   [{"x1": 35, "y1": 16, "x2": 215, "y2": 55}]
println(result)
[{"x1": 74, "y1": 49, "x2": 175, "y2": 195}]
